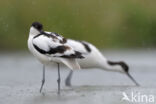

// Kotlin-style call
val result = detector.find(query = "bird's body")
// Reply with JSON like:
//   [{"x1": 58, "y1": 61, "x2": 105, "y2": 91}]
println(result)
[
  {"x1": 28, "y1": 34, "x2": 51, "y2": 64},
  {"x1": 63, "y1": 39, "x2": 139, "y2": 86},
  {"x1": 28, "y1": 27, "x2": 83, "y2": 69},
  {"x1": 28, "y1": 22, "x2": 84, "y2": 94},
  {"x1": 65, "y1": 39, "x2": 97, "y2": 69},
  {"x1": 28, "y1": 33, "x2": 63, "y2": 65},
  {"x1": 64, "y1": 39, "x2": 123, "y2": 72}
]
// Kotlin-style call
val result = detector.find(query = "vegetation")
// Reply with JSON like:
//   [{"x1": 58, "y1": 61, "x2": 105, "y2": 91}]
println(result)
[{"x1": 0, "y1": 0, "x2": 156, "y2": 50}]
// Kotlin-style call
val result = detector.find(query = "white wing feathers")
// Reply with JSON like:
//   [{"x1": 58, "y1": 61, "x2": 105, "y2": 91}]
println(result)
[
  {"x1": 65, "y1": 39, "x2": 90, "y2": 55},
  {"x1": 32, "y1": 35, "x2": 73, "y2": 56},
  {"x1": 61, "y1": 58, "x2": 80, "y2": 70},
  {"x1": 32, "y1": 32, "x2": 83, "y2": 70}
]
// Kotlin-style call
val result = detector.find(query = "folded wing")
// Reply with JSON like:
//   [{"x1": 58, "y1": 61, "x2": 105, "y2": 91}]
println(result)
[{"x1": 32, "y1": 32, "x2": 84, "y2": 69}]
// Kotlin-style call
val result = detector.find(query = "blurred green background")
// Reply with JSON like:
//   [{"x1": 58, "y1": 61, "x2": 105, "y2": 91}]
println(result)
[{"x1": 0, "y1": 0, "x2": 156, "y2": 50}]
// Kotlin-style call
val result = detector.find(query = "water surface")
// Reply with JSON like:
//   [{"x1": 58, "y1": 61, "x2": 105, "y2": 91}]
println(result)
[{"x1": 0, "y1": 50, "x2": 156, "y2": 104}]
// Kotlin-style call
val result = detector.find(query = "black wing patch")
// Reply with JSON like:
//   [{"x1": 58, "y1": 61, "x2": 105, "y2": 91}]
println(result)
[
  {"x1": 33, "y1": 32, "x2": 56, "y2": 39},
  {"x1": 33, "y1": 44, "x2": 47, "y2": 54},
  {"x1": 34, "y1": 32, "x2": 67, "y2": 44},
  {"x1": 33, "y1": 33, "x2": 42, "y2": 39},
  {"x1": 78, "y1": 41, "x2": 91, "y2": 53},
  {"x1": 33, "y1": 44, "x2": 68, "y2": 54},
  {"x1": 52, "y1": 32, "x2": 67, "y2": 44},
  {"x1": 60, "y1": 38, "x2": 67, "y2": 44},
  {"x1": 33, "y1": 44, "x2": 84, "y2": 59},
  {"x1": 60, "y1": 51, "x2": 84, "y2": 59}
]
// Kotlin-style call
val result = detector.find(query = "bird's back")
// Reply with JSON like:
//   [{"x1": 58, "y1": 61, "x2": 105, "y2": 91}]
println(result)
[{"x1": 66, "y1": 39, "x2": 107, "y2": 69}]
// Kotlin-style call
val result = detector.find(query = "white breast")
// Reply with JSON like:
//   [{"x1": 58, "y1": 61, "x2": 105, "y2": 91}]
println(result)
[{"x1": 28, "y1": 35, "x2": 53, "y2": 64}]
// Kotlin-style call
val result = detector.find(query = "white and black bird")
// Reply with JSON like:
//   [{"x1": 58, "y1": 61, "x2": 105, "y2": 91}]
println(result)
[
  {"x1": 64, "y1": 39, "x2": 140, "y2": 86},
  {"x1": 27, "y1": 22, "x2": 84, "y2": 94}
]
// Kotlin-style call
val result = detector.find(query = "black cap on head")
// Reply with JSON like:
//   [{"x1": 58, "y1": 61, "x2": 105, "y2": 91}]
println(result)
[
  {"x1": 107, "y1": 60, "x2": 129, "y2": 72},
  {"x1": 31, "y1": 22, "x2": 43, "y2": 31},
  {"x1": 119, "y1": 61, "x2": 129, "y2": 72}
]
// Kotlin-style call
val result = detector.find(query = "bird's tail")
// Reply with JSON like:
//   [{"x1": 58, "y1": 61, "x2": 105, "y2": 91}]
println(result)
[{"x1": 61, "y1": 58, "x2": 81, "y2": 70}]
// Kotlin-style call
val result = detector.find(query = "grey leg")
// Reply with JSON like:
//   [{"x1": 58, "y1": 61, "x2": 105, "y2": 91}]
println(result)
[
  {"x1": 40, "y1": 65, "x2": 45, "y2": 93},
  {"x1": 65, "y1": 70, "x2": 73, "y2": 86},
  {"x1": 57, "y1": 63, "x2": 61, "y2": 95}
]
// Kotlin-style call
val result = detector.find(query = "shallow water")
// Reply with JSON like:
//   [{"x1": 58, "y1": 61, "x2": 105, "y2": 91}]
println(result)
[{"x1": 0, "y1": 49, "x2": 156, "y2": 104}]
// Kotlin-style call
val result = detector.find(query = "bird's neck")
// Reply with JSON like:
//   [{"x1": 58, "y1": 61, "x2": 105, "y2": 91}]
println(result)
[
  {"x1": 100, "y1": 60, "x2": 124, "y2": 73},
  {"x1": 29, "y1": 27, "x2": 40, "y2": 36}
]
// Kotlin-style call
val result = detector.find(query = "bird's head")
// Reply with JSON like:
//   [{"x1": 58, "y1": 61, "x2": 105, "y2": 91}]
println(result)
[
  {"x1": 107, "y1": 60, "x2": 139, "y2": 86},
  {"x1": 107, "y1": 60, "x2": 129, "y2": 73},
  {"x1": 119, "y1": 61, "x2": 129, "y2": 73},
  {"x1": 30, "y1": 22, "x2": 43, "y2": 35}
]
